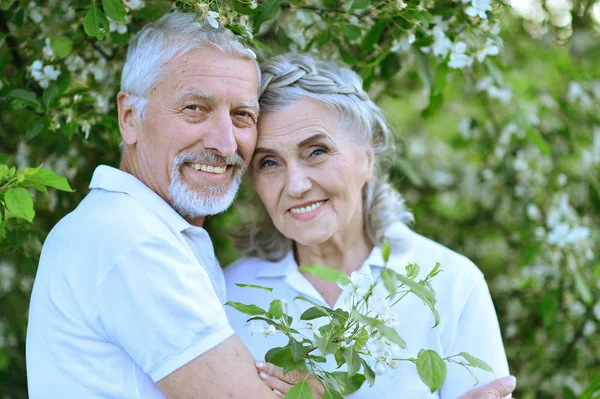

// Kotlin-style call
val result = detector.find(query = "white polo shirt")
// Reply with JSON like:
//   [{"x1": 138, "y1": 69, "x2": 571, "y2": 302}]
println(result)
[
  {"x1": 225, "y1": 223, "x2": 510, "y2": 399},
  {"x1": 26, "y1": 165, "x2": 233, "y2": 399}
]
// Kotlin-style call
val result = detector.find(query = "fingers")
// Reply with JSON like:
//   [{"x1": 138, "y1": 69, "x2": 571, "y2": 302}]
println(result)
[
  {"x1": 256, "y1": 361, "x2": 306, "y2": 385},
  {"x1": 460, "y1": 376, "x2": 517, "y2": 399},
  {"x1": 258, "y1": 370, "x2": 294, "y2": 394}
]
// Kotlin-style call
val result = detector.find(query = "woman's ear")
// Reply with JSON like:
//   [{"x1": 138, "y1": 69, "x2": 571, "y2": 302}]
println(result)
[
  {"x1": 365, "y1": 146, "x2": 375, "y2": 181},
  {"x1": 117, "y1": 91, "x2": 140, "y2": 146}
]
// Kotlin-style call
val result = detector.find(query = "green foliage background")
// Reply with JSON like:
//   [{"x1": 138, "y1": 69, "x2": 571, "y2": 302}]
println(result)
[{"x1": 1, "y1": 0, "x2": 599, "y2": 398}]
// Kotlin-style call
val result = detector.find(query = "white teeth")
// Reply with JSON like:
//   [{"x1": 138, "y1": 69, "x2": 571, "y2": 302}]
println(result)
[
  {"x1": 190, "y1": 163, "x2": 226, "y2": 174},
  {"x1": 290, "y1": 201, "x2": 324, "y2": 214}
]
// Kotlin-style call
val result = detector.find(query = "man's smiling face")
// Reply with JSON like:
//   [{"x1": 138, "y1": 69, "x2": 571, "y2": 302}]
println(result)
[{"x1": 122, "y1": 47, "x2": 259, "y2": 222}]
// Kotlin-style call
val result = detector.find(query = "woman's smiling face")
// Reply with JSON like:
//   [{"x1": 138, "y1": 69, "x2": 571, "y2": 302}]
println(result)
[{"x1": 251, "y1": 98, "x2": 374, "y2": 247}]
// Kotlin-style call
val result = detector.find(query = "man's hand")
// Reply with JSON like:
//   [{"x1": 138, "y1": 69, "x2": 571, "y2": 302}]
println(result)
[
  {"x1": 256, "y1": 361, "x2": 325, "y2": 399},
  {"x1": 459, "y1": 376, "x2": 517, "y2": 399}
]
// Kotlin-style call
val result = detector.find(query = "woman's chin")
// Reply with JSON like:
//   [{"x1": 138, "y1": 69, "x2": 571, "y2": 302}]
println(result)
[{"x1": 288, "y1": 231, "x2": 333, "y2": 248}]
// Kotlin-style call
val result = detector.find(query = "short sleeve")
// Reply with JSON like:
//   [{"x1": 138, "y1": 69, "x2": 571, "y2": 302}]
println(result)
[
  {"x1": 96, "y1": 235, "x2": 234, "y2": 382},
  {"x1": 440, "y1": 271, "x2": 510, "y2": 399}
]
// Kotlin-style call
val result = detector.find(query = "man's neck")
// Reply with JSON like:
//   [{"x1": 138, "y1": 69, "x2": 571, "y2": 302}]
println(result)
[{"x1": 120, "y1": 150, "x2": 205, "y2": 227}]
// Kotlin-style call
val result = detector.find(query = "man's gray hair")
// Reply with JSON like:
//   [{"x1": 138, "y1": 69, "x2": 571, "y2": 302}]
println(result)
[
  {"x1": 120, "y1": 12, "x2": 260, "y2": 118},
  {"x1": 232, "y1": 53, "x2": 413, "y2": 262}
]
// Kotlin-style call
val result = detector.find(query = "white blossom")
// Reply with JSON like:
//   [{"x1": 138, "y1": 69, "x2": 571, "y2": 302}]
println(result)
[
  {"x1": 109, "y1": 16, "x2": 131, "y2": 34},
  {"x1": 206, "y1": 11, "x2": 220, "y2": 29},
  {"x1": 30, "y1": 60, "x2": 60, "y2": 89},
  {"x1": 397, "y1": 0, "x2": 408, "y2": 9},
  {"x1": 448, "y1": 41, "x2": 473, "y2": 69},
  {"x1": 42, "y1": 38, "x2": 55, "y2": 60},
  {"x1": 28, "y1": 1, "x2": 43, "y2": 23},
  {"x1": 466, "y1": 0, "x2": 493, "y2": 19},
  {"x1": 247, "y1": 320, "x2": 277, "y2": 337},
  {"x1": 476, "y1": 38, "x2": 500, "y2": 62},
  {"x1": 65, "y1": 54, "x2": 85, "y2": 72},
  {"x1": 338, "y1": 271, "x2": 373, "y2": 297},
  {"x1": 593, "y1": 303, "x2": 600, "y2": 321},
  {"x1": 0, "y1": 262, "x2": 15, "y2": 294},
  {"x1": 123, "y1": 0, "x2": 145, "y2": 11},
  {"x1": 431, "y1": 26, "x2": 453, "y2": 58}
]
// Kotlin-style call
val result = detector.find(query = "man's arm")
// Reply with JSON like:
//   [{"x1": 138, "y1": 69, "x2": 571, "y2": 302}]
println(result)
[{"x1": 157, "y1": 335, "x2": 280, "y2": 399}]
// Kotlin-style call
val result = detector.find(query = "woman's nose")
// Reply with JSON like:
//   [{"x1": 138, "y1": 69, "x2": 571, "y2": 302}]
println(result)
[{"x1": 285, "y1": 163, "x2": 312, "y2": 198}]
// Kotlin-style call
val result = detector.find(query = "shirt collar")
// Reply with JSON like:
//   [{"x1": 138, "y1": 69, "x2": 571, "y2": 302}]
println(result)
[
  {"x1": 254, "y1": 222, "x2": 416, "y2": 279},
  {"x1": 88, "y1": 165, "x2": 193, "y2": 233}
]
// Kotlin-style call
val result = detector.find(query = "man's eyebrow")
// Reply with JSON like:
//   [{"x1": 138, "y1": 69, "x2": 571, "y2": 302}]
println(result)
[
  {"x1": 177, "y1": 90, "x2": 215, "y2": 101},
  {"x1": 297, "y1": 133, "x2": 333, "y2": 148},
  {"x1": 236, "y1": 101, "x2": 260, "y2": 115}
]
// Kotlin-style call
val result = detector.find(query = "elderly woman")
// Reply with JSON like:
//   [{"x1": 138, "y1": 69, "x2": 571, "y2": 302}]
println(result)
[{"x1": 225, "y1": 54, "x2": 510, "y2": 398}]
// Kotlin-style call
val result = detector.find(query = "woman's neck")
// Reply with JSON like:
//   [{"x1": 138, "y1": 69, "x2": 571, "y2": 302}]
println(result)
[{"x1": 294, "y1": 211, "x2": 374, "y2": 307}]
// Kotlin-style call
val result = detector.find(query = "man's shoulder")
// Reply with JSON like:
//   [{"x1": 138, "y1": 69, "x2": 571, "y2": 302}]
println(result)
[{"x1": 223, "y1": 256, "x2": 265, "y2": 283}]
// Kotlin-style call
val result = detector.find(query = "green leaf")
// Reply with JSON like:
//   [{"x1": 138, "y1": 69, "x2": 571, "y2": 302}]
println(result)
[
  {"x1": 381, "y1": 241, "x2": 391, "y2": 263},
  {"x1": 331, "y1": 372, "x2": 366, "y2": 395},
  {"x1": 341, "y1": 24, "x2": 362, "y2": 41},
  {"x1": 285, "y1": 379, "x2": 312, "y2": 399},
  {"x1": 380, "y1": 52, "x2": 401, "y2": 80},
  {"x1": 26, "y1": 118, "x2": 46, "y2": 141},
  {"x1": 540, "y1": 289, "x2": 559, "y2": 328},
  {"x1": 525, "y1": 129, "x2": 551, "y2": 155},
  {"x1": 416, "y1": 349, "x2": 447, "y2": 393},
  {"x1": 83, "y1": 6, "x2": 109, "y2": 39},
  {"x1": 381, "y1": 268, "x2": 397, "y2": 296},
  {"x1": 362, "y1": 19, "x2": 387, "y2": 53},
  {"x1": 353, "y1": 327, "x2": 369, "y2": 351},
  {"x1": 253, "y1": 0, "x2": 282, "y2": 31},
  {"x1": 572, "y1": 269, "x2": 593, "y2": 305},
  {"x1": 22, "y1": 168, "x2": 74, "y2": 192},
  {"x1": 102, "y1": 0, "x2": 127, "y2": 21},
  {"x1": 8, "y1": 89, "x2": 41, "y2": 107},
  {"x1": 458, "y1": 352, "x2": 493, "y2": 373},
  {"x1": 299, "y1": 264, "x2": 351, "y2": 285},
  {"x1": 323, "y1": 388, "x2": 345, "y2": 399},
  {"x1": 315, "y1": 332, "x2": 338, "y2": 356},
  {"x1": 395, "y1": 158, "x2": 424, "y2": 187},
  {"x1": 42, "y1": 84, "x2": 61, "y2": 110},
  {"x1": 423, "y1": 62, "x2": 449, "y2": 118},
  {"x1": 0, "y1": 0, "x2": 16, "y2": 11},
  {"x1": 5, "y1": 188, "x2": 35, "y2": 222},
  {"x1": 354, "y1": 313, "x2": 406, "y2": 349},
  {"x1": 406, "y1": 263, "x2": 420, "y2": 279},
  {"x1": 268, "y1": 299, "x2": 284, "y2": 319},
  {"x1": 338, "y1": 45, "x2": 358, "y2": 65},
  {"x1": 300, "y1": 306, "x2": 331, "y2": 320},
  {"x1": 224, "y1": 301, "x2": 266, "y2": 316},
  {"x1": 50, "y1": 36, "x2": 73, "y2": 59},
  {"x1": 343, "y1": 347, "x2": 361, "y2": 377},
  {"x1": 360, "y1": 358, "x2": 376, "y2": 387},
  {"x1": 427, "y1": 262, "x2": 441, "y2": 278},
  {"x1": 235, "y1": 283, "x2": 273, "y2": 293},
  {"x1": 289, "y1": 337, "x2": 307, "y2": 362},
  {"x1": 351, "y1": 0, "x2": 371, "y2": 10},
  {"x1": 265, "y1": 346, "x2": 289, "y2": 363},
  {"x1": 0, "y1": 154, "x2": 10, "y2": 163},
  {"x1": 579, "y1": 376, "x2": 600, "y2": 399}
]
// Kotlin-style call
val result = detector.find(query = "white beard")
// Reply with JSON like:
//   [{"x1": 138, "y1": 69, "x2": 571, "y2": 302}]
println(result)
[{"x1": 168, "y1": 151, "x2": 244, "y2": 218}]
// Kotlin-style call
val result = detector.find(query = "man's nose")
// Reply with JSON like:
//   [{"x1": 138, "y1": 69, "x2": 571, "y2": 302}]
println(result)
[
  {"x1": 286, "y1": 163, "x2": 312, "y2": 198},
  {"x1": 203, "y1": 110, "x2": 237, "y2": 157}
]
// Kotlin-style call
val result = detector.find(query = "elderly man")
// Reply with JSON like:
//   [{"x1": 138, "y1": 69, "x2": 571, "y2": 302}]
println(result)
[{"x1": 26, "y1": 12, "x2": 516, "y2": 399}]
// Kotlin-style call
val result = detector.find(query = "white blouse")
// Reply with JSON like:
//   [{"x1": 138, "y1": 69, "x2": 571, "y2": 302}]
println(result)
[{"x1": 224, "y1": 223, "x2": 510, "y2": 398}]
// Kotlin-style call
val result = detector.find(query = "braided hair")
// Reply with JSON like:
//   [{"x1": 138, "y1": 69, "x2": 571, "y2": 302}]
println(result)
[{"x1": 232, "y1": 53, "x2": 413, "y2": 262}]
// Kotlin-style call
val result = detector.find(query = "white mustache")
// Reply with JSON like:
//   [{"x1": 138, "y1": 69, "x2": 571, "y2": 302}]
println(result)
[{"x1": 173, "y1": 151, "x2": 245, "y2": 168}]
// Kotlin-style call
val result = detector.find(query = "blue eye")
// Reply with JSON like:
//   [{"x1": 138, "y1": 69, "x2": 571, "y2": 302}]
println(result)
[
  {"x1": 310, "y1": 148, "x2": 326, "y2": 157},
  {"x1": 261, "y1": 159, "x2": 276, "y2": 168}
]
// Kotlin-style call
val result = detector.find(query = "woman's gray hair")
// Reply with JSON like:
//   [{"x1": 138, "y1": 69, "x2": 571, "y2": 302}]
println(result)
[
  {"x1": 120, "y1": 12, "x2": 260, "y2": 118},
  {"x1": 232, "y1": 53, "x2": 413, "y2": 262}
]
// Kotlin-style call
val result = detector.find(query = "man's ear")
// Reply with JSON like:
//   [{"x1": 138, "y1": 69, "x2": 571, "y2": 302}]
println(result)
[{"x1": 117, "y1": 91, "x2": 141, "y2": 145}]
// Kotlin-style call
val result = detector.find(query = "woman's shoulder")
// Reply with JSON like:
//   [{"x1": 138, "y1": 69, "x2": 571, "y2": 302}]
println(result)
[{"x1": 399, "y1": 227, "x2": 485, "y2": 283}]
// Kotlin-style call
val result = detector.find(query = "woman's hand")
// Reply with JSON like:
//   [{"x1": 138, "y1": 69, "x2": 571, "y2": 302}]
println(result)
[
  {"x1": 459, "y1": 376, "x2": 517, "y2": 399},
  {"x1": 255, "y1": 361, "x2": 325, "y2": 399}
]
